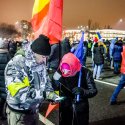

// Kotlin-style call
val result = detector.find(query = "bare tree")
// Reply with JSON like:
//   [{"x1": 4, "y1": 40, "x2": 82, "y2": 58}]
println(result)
[
  {"x1": 88, "y1": 19, "x2": 92, "y2": 30},
  {"x1": 91, "y1": 22, "x2": 100, "y2": 30},
  {"x1": 103, "y1": 24, "x2": 112, "y2": 29},
  {"x1": 0, "y1": 23, "x2": 18, "y2": 38},
  {"x1": 107, "y1": 25, "x2": 112, "y2": 29}
]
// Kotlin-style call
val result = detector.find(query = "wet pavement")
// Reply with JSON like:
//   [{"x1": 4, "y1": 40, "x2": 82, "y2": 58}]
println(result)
[
  {"x1": 89, "y1": 82, "x2": 125, "y2": 125},
  {"x1": 88, "y1": 57, "x2": 125, "y2": 125}
]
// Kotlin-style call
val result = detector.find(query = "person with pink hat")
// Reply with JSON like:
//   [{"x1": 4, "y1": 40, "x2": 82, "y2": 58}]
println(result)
[{"x1": 52, "y1": 52, "x2": 97, "y2": 125}]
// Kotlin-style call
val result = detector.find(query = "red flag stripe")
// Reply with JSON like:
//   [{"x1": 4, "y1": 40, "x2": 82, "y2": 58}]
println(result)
[{"x1": 31, "y1": 3, "x2": 49, "y2": 31}]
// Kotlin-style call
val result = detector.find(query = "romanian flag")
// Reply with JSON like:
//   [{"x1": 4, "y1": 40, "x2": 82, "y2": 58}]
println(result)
[
  {"x1": 96, "y1": 32, "x2": 102, "y2": 39},
  {"x1": 45, "y1": 91, "x2": 59, "y2": 118},
  {"x1": 31, "y1": 0, "x2": 63, "y2": 44},
  {"x1": 74, "y1": 32, "x2": 84, "y2": 65},
  {"x1": 74, "y1": 32, "x2": 84, "y2": 102},
  {"x1": 45, "y1": 103, "x2": 59, "y2": 118},
  {"x1": 94, "y1": 32, "x2": 102, "y2": 42}
]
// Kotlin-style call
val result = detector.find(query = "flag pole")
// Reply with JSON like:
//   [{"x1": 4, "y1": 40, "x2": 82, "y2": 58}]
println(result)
[{"x1": 74, "y1": 31, "x2": 84, "y2": 102}]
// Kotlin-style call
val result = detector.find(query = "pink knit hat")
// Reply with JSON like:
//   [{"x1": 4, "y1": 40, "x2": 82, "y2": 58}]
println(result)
[{"x1": 60, "y1": 53, "x2": 81, "y2": 77}]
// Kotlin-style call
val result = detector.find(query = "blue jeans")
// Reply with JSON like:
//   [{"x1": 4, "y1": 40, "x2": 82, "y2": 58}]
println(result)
[
  {"x1": 110, "y1": 58, "x2": 114, "y2": 69},
  {"x1": 110, "y1": 74, "x2": 125, "y2": 102},
  {"x1": 114, "y1": 61, "x2": 120, "y2": 73},
  {"x1": 93, "y1": 64, "x2": 102, "y2": 79}
]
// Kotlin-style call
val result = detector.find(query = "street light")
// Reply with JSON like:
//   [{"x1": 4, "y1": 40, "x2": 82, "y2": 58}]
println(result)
[{"x1": 119, "y1": 18, "x2": 123, "y2": 23}]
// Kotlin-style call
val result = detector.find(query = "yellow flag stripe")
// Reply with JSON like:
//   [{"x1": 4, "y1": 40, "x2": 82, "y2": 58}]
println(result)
[{"x1": 32, "y1": 0, "x2": 50, "y2": 17}]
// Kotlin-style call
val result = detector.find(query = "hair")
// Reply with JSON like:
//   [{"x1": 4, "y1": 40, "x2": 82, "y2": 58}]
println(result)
[{"x1": 98, "y1": 41, "x2": 103, "y2": 46}]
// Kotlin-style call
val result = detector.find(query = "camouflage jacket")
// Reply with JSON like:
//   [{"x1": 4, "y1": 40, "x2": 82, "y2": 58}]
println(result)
[{"x1": 5, "y1": 47, "x2": 59, "y2": 111}]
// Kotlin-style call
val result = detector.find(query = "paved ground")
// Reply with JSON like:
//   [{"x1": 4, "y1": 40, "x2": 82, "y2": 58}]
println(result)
[
  {"x1": 89, "y1": 82, "x2": 125, "y2": 125},
  {"x1": 86, "y1": 57, "x2": 120, "y2": 84},
  {"x1": 88, "y1": 57, "x2": 125, "y2": 125}
]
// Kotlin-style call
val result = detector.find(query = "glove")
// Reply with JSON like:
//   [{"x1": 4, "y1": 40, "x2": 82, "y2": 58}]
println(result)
[
  {"x1": 47, "y1": 91, "x2": 65, "y2": 103},
  {"x1": 55, "y1": 96, "x2": 65, "y2": 103},
  {"x1": 72, "y1": 87, "x2": 84, "y2": 95}
]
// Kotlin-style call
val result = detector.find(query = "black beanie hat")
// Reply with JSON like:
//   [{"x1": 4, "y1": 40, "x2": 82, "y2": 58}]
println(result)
[{"x1": 31, "y1": 34, "x2": 51, "y2": 56}]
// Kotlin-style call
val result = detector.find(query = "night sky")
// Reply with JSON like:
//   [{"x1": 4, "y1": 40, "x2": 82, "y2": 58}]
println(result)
[{"x1": 0, "y1": 0, "x2": 125, "y2": 29}]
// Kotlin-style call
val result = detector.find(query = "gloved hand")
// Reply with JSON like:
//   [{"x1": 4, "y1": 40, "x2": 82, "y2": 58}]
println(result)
[
  {"x1": 55, "y1": 96, "x2": 65, "y2": 103},
  {"x1": 47, "y1": 91, "x2": 65, "y2": 103},
  {"x1": 72, "y1": 87, "x2": 84, "y2": 95}
]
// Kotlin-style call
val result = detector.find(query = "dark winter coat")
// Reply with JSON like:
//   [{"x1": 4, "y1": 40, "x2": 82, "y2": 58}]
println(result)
[
  {"x1": 47, "y1": 43, "x2": 60, "y2": 70},
  {"x1": 0, "y1": 38, "x2": 10, "y2": 100},
  {"x1": 8, "y1": 41, "x2": 17, "y2": 58},
  {"x1": 93, "y1": 44, "x2": 104, "y2": 65},
  {"x1": 0, "y1": 51, "x2": 10, "y2": 99},
  {"x1": 112, "y1": 42, "x2": 123, "y2": 62},
  {"x1": 61, "y1": 38, "x2": 71, "y2": 58},
  {"x1": 52, "y1": 67, "x2": 97, "y2": 125}
]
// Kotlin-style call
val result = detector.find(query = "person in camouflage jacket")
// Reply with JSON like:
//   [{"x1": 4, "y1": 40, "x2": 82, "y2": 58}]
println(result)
[{"x1": 5, "y1": 35, "x2": 63, "y2": 125}]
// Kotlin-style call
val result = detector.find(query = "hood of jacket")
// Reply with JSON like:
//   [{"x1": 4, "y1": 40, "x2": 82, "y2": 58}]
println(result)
[{"x1": 59, "y1": 52, "x2": 81, "y2": 77}]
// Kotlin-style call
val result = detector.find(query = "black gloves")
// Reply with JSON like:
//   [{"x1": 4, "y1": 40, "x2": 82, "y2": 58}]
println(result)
[{"x1": 72, "y1": 87, "x2": 84, "y2": 95}]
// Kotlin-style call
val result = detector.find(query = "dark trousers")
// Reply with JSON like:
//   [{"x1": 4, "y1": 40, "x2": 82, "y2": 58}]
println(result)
[
  {"x1": 114, "y1": 61, "x2": 120, "y2": 73},
  {"x1": 0, "y1": 98, "x2": 6, "y2": 119},
  {"x1": 111, "y1": 74, "x2": 125, "y2": 101},
  {"x1": 60, "y1": 103, "x2": 89, "y2": 125}
]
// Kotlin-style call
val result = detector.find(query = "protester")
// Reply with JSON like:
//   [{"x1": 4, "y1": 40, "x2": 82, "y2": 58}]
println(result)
[
  {"x1": 91, "y1": 37, "x2": 98, "y2": 69},
  {"x1": 61, "y1": 37, "x2": 71, "y2": 58},
  {"x1": 0, "y1": 23, "x2": 17, "y2": 120},
  {"x1": 5, "y1": 34, "x2": 64, "y2": 125},
  {"x1": 82, "y1": 41, "x2": 88, "y2": 66},
  {"x1": 8, "y1": 40, "x2": 17, "y2": 58},
  {"x1": 0, "y1": 38, "x2": 10, "y2": 119},
  {"x1": 52, "y1": 52, "x2": 98, "y2": 125},
  {"x1": 110, "y1": 45, "x2": 125, "y2": 105},
  {"x1": 87, "y1": 39, "x2": 92, "y2": 56},
  {"x1": 109, "y1": 38, "x2": 117, "y2": 69},
  {"x1": 112, "y1": 40, "x2": 123, "y2": 74},
  {"x1": 47, "y1": 42, "x2": 60, "y2": 80},
  {"x1": 93, "y1": 42, "x2": 105, "y2": 80}
]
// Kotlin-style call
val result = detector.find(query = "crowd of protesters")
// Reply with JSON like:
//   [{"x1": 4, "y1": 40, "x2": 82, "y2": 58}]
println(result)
[
  {"x1": 0, "y1": 22, "x2": 97, "y2": 125},
  {"x1": 69, "y1": 34, "x2": 125, "y2": 78},
  {"x1": 0, "y1": 23, "x2": 65, "y2": 125},
  {"x1": 67, "y1": 34, "x2": 125, "y2": 108},
  {"x1": 0, "y1": 21, "x2": 125, "y2": 125}
]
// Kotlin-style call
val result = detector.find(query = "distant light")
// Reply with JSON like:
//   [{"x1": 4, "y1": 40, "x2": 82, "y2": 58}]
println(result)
[
  {"x1": 119, "y1": 19, "x2": 123, "y2": 23},
  {"x1": 15, "y1": 21, "x2": 19, "y2": 25}
]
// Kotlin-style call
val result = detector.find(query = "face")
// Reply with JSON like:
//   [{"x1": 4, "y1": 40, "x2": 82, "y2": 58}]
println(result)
[
  {"x1": 61, "y1": 69, "x2": 70, "y2": 75},
  {"x1": 34, "y1": 53, "x2": 47, "y2": 64},
  {"x1": 60, "y1": 64, "x2": 71, "y2": 77}
]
